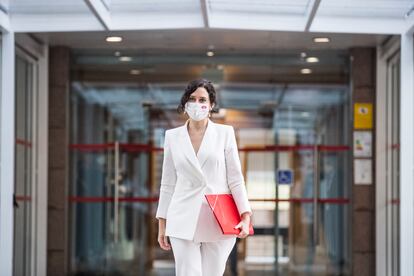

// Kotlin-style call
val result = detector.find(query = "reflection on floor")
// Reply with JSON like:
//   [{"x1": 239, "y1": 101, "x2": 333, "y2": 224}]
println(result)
[{"x1": 149, "y1": 260, "x2": 339, "y2": 276}]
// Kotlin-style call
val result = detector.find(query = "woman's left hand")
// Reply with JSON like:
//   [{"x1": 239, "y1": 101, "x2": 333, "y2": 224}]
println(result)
[{"x1": 234, "y1": 212, "x2": 251, "y2": 239}]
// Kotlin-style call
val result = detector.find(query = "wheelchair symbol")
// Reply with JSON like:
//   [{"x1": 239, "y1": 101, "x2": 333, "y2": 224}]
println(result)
[{"x1": 277, "y1": 170, "x2": 293, "y2": 185}]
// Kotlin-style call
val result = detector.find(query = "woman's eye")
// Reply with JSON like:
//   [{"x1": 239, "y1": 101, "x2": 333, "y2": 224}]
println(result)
[{"x1": 200, "y1": 99, "x2": 206, "y2": 102}]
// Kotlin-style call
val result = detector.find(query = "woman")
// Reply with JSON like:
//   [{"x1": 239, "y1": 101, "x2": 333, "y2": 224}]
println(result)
[{"x1": 155, "y1": 79, "x2": 252, "y2": 276}]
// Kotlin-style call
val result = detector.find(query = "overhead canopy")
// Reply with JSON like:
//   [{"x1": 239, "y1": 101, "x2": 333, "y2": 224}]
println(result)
[{"x1": 0, "y1": 0, "x2": 413, "y2": 34}]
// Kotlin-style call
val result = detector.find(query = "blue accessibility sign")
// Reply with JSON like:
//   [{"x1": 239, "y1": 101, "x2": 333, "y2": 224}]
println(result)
[{"x1": 277, "y1": 170, "x2": 294, "y2": 185}]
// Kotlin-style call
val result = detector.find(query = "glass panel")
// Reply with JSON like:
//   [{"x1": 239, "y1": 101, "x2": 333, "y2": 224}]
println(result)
[
  {"x1": 69, "y1": 89, "x2": 154, "y2": 275},
  {"x1": 13, "y1": 54, "x2": 35, "y2": 276},
  {"x1": 70, "y1": 45, "x2": 351, "y2": 275},
  {"x1": 9, "y1": 0, "x2": 90, "y2": 13},
  {"x1": 240, "y1": 85, "x2": 350, "y2": 275},
  {"x1": 208, "y1": 0, "x2": 310, "y2": 15},
  {"x1": 110, "y1": 0, "x2": 201, "y2": 13},
  {"x1": 318, "y1": 0, "x2": 412, "y2": 18}
]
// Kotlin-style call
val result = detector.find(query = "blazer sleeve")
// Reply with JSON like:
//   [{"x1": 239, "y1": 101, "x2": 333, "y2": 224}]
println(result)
[
  {"x1": 225, "y1": 126, "x2": 252, "y2": 217},
  {"x1": 155, "y1": 130, "x2": 177, "y2": 219}
]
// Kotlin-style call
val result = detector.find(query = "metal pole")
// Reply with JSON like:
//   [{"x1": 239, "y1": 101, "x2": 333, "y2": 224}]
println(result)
[{"x1": 114, "y1": 141, "x2": 120, "y2": 242}]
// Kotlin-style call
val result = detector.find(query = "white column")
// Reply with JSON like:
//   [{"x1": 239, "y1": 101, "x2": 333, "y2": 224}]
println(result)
[
  {"x1": 36, "y1": 44, "x2": 49, "y2": 276},
  {"x1": 0, "y1": 31, "x2": 15, "y2": 275},
  {"x1": 400, "y1": 31, "x2": 414, "y2": 276}
]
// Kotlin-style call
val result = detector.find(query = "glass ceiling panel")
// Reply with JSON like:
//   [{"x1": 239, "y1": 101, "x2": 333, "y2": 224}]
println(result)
[
  {"x1": 9, "y1": 0, "x2": 90, "y2": 14},
  {"x1": 109, "y1": 0, "x2": 201, "y2": 13},
  {"x1": 318, "y1": 0, "x2": 413, "y2": 18},
  {"x1": 0, "y1": 0, "x2": 9, "y2": 11},
  {"x1": 208, "y1": 0, "x2": 311, "y2": 16}
]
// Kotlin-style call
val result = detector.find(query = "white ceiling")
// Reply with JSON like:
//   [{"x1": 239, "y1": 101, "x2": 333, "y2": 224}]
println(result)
[{"x1": 1, "y1": 0, "x2": 413, "y2": 34}]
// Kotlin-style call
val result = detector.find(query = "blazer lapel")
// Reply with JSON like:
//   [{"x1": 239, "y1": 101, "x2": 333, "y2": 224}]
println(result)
[
  {"x1": 180, "y1": 119, "x2": 204, "y2": 181},
  {"x1": 196, "y1": 119, "x2": 216, "y2": 169}
]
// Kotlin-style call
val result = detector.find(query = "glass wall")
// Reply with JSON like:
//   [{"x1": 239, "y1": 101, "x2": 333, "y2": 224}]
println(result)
[
  {"x1": 69, "y1": 86, "x2": 153, "y2": 275},
  {"x1": 237, "y1": 85, "x2": 351, "y2": 275},
  {"x1": 69, "y1": 50, "x2": 352, "y2": 275}
]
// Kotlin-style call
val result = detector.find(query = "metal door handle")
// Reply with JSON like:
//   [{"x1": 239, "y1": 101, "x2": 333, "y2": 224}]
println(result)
[
  {"x1": 313, "y1": 144, "x2": 320, "y2": 245},
  {"x1": 114, "y1": 141, "x2": 120, "y2": 242}
]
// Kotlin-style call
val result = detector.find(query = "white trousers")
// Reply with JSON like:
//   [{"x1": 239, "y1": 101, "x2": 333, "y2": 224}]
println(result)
[{"x1": 169, "y1": 237, "x2": 236, "y2": 276}]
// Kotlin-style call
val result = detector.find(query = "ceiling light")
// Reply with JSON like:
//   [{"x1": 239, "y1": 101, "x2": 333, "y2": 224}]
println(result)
[
  {"x1": 301, "y1": 68, "x2": 312, "y2": 74},
  {"x1": 114, "y1": 51, "x2": 121, "y2": 56},
  {"x1": 306, "y1": 57, "x2": 319, "y2": 63},
  {"x1": 217, "y1": 65, "x2": 224, "y2": 70},
  {"x1": 206, "y1": 51, "x2": 215, "y2": 57},
  {"x1": 130, "y1": 69, "x2": 141, "y2": 75},
  {"x1": 106, "y1": 36, "x2": 123, "y2": 43},
  {"x1": 119, "y1": 56, "x2": 132, "y2": 62},
  {"x1": 301, "y1": 52, "x2": 307, "y2": 58},
  {"x1": 313, "y1": 37, "x2": 330, "y2": 43}
]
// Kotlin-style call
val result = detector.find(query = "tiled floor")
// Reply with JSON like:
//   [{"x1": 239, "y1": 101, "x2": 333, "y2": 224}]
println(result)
[{"x1": 149, "y1": 261, "x2": 346, "y2": 276}]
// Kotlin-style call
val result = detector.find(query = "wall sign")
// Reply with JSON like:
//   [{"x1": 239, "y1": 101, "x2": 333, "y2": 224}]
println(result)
[
  {"x1": 277, "y1": 169, "x2": 294, "y2": 185},
  {"x1": 354, "y1": 159, "x2": 372, "y2": 185},
  {"x1": 354, "y1": 131, "x2": 372, "y2": 157},
  {"x1": 354, "y1": 103, "x2": 373, "y2": 129}
]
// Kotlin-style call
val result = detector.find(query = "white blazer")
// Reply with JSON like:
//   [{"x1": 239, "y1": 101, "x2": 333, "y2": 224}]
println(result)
[{"x1": 155, "y1": 118, "x2": 252, "y2": 241}]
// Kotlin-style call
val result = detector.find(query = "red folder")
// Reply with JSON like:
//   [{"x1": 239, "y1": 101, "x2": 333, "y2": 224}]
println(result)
[{"x1": 205, "y1": 194, "x2": 254, "y2": 235}]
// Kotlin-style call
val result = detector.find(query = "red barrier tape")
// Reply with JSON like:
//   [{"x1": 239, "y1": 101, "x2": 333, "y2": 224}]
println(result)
[
  {"x1": 15, "y1": 195, "x2": 32, "y2": 201},
  {"x1": 249, "y1": 198, "x2": 350, "y2": 204},
  {"x1": 69, "y1": 143, "x2": 350, "y2": 153},
  {"x1": 69, "y1": 143, "x2": 163, "y2": 152},
  {"x1": 241, "y1": 145, "x2": 350, "y2": 152},
  {"x1": 391, "y1": 199, "x2": 400, "y2": 205},
  {"x1": 68, "y1": 196, "x2": 159, "y2": 203},
  {"x1": 68, "y1": 196, "x2": 349, "y2": 204},
  {"x1": 16, "y1": 139, "x2": 32, "y2": 148}
]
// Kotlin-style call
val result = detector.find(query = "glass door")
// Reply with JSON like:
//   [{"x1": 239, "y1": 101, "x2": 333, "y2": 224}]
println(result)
[
  {"x1": 69, "y1": 91, "x2": 159, "y2": 275},
  {"x1": 244, "y1": 85, "x2": 351, "y2": 275},
  {"x1": 13, "y1": 50, "x2": 38, "y2": 276}
]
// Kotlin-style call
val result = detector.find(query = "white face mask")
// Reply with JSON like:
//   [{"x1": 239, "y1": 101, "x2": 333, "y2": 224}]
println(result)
[{"x1": 185, "y1": 102, "x2": 210, "y2": 121}]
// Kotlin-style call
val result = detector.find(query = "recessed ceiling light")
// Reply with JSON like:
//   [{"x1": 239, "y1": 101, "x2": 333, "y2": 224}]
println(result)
[
  {"x1": 217, "y1": 64, "x2": 224, "y2": 70},
  {"x1": 106, "y1": 36, "x2": 123, "y2": 43},
  {"x1": 301, "y1": 52, "x2": 307, "y2": 58},
  {"x1": 301, "y1": 68, "x2": 312, "y2": 74},
  {"x1": 114, "y1": 51, "x2": 121, "y2": 57},
  {"x1": 206, "y1": 51, "x2": 215, "y2": 57},
  {"x1": 119, "y1": 56, "x2": 132, "y2": 62},
  {"x1": 313, "y1": 37, "x2": 330, "y2": 43},
  {"x1": 306, "y1": 57, "x2": 319, "y2": 63},
  {"x1": 130, "y1": 69, "x2": 141, "y2": 75}
]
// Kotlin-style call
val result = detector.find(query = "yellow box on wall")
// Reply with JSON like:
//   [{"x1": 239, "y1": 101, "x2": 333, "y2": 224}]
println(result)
[{"x1": 354, "y1": 103, "x2": 373, "y2": 129}]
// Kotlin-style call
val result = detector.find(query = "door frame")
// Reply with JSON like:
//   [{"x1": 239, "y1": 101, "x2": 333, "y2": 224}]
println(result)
[
  {"x1": 15, "y1": 34, "x2": 49, "y2": 276},
  {"x1": 376, "y1": 35, "x2": 400, "y2": 276}
]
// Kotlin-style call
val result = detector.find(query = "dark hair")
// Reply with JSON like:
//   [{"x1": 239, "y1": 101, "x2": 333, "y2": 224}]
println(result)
[{"x1": 177, "y1": 78, "x2": 219, "y2": 114}]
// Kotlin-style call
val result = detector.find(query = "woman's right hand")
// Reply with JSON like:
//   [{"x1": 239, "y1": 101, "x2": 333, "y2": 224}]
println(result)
[{"x1": 158, "y1": 218, "x2": 171, "y2": 251}]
